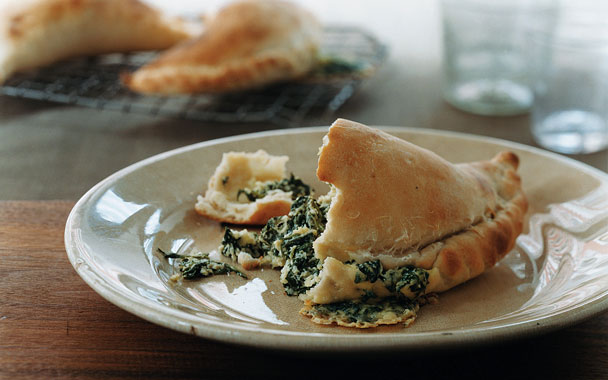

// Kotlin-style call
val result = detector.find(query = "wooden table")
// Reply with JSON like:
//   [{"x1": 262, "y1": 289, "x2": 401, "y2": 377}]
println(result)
[
  {"x1": 1, "y1": 201, "x2": 607, "y2": 379},
  {"x1": 1, "y1": 1, "x2": 607, "y2": 378}
]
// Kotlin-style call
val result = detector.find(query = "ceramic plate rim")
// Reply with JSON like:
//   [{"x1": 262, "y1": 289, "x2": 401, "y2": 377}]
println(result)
[{"x1": 65, "y1": 126, "x2": 608, "y2": 352}]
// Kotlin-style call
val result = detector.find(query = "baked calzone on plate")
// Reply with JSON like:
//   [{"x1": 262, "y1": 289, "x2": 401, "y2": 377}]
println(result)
[
  {"x1": 297, "y1": 119, "x2": 527, "y2": 327},
  {"x1": 173, "y1": 119, "x2": 527, "y2": 328},
  {"x1": 0, "y1": 0, "x2": 197, "y2": 83},
  {"x1": 310, "y1": 119, "x2": 528, "y2": 297},
  {"x1": 122, "y1": 0, "x2": 322, "y2": 94}
]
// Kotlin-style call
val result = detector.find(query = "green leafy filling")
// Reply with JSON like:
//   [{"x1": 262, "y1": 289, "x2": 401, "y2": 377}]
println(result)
[
  {"x1": 220, "y1": 229, "x2": 265, "y2": 261},
  {"x1": 355, "y1": 260, "x2": 429, "y2": 299},
  {"x1": 160, "y1": 249, "x2": 247, "y2": 280},
  {"x1": 219, "y1": 193, "x2": 430, "y2": 303},
  {"x1": 237, "y1": 174, "x2": 311, "y2": 202},
  {"x1": 355, "y1": 260, "x2": 382, "y2": 283},
  {"x1": 220, "y1": 195, "x2": 327, "y2": 295},
  {"x1": 381, "y1": 265, "x2": 429, "y2": 298},
  {"x1": 176, "y1": 177, "x2": 432, "y2": 326},
  {"x1": 305, "y1": 296, "x2": 418, "y2": 326}
]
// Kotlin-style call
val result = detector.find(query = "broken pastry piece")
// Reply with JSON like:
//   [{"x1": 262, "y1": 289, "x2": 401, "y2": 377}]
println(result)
[
  {"x1": 298, "y1": 119, "x2": 528, "y2": 327},
  {"x1": 0, "y1": 0, "x2": 198, "y2": 83},
  {"x1": 194, "y1": 150, "x2": 311, "y2": 225},
  {"x1": 122, "y1": 0, "x2": 322, "y2": 94},
  {"x1": 217, "y1": 119, "x2": 527, "y2": 328}
]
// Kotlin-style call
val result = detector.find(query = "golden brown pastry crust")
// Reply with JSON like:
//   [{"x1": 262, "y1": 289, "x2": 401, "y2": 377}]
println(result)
[
  {"x1": 0, "y1": 0, "x2": 195, "y2": 83},
  {"x1": 122, "y1": 0, "x2": 322, "y2": 94},
  {"x1": 311, "y1": 119, "x2": 527, "y2": 297},
  {"x1": 425, "y1": 151, "x2": 527, "y2": 293}
]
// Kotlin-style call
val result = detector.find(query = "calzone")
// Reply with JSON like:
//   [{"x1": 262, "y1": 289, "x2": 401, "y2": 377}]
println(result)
[
  {"x1": 310, "y1": 119, "x2": 526, "y2": 290},
  {"x1": 0, "y1": 0, "x2": 197, "y2": 83},
  {"x1": 182, "y1": 119, "x2": 528, "y2": 328},
  {"x1": 122, "y1": 0, "x2": 322, "y2": 94}
]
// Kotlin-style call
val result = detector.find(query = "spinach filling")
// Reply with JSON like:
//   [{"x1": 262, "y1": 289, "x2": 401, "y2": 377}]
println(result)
[
  {"x1": 220, "y1": 193, "x2": 430, "y2": 305},
  {"x1": 220, "y1": 195, "x2": 327, "y2": 295},
  {"x1": 355, "y1": 260, "x2": 383, "y2": 283},
  {"x1": 221, "y1": 229, "x2": 265, "y2": 261},
  {"x1": 303, "y1": 297, "x2": 418, "y2": 326},
  {"x1": 159, "y1": 249, "x2": 247, "y2": 280},
  {"x1": 171, "y1": 186, "x2": 432, "y2": 327},
  {"x1": 381, "y1": 265, "x2": 429, "y2": 298},
  {"x1": 236, "y1": 174, "x2": 311, "y2": 202},
  {"x1": 304, "y1": 263, "x2": 429, "y2": 327},
  {"x1": 354, "y1": 260, "x2": 429, "y2": 299}
]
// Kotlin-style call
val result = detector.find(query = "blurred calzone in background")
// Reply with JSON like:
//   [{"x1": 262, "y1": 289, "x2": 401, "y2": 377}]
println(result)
[
  {"x1": 122, "y1": 0, "x2": 322, "y2": 94},
  {"x1": 0, "y1": 0, "x2": 198, "y2": 83}
]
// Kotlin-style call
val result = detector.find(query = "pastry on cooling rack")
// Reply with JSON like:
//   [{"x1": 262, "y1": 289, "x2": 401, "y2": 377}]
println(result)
[
  {"x1": 0, "y1": 0, "x2": 198, "y2": 83},
  {"x1": 122, "y1": 0, "x2": 322, "y2": 94}
]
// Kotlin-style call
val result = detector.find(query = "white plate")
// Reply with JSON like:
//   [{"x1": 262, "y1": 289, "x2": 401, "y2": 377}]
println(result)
[{"x1": 65, "y1": 126, "x2": 608, "y2": 352}]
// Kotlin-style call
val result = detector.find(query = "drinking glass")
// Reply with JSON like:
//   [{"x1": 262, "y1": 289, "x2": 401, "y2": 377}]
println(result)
[
  {"x1": 441, "y1": 0, "x2": 556, "y2": 116},
  {"x1": 530, "y1": 3, "x2": 608, "y2": 154}
]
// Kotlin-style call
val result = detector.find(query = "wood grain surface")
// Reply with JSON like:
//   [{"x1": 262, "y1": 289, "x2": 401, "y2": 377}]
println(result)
[{"x1": 0, "y1": 200, "x2": 607, "y2": 379}]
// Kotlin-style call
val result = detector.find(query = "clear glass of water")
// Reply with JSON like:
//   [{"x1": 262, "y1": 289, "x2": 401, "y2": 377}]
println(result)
[
  {"x1": 530, "y1": 4, "x2": 608, "y2": 154},
  {"x1": 441, "y1": 0, "x2": 556, "y2": 116}
]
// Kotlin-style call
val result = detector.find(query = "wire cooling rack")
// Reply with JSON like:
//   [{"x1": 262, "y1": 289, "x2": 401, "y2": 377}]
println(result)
[{"x1": 0, "y1": 26, "x2": 387, "y2": 127}]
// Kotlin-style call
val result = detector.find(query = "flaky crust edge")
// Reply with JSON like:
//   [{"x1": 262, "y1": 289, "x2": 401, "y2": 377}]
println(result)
[{"x1": 425, "y1": 151, "x2": 528, "y2": 293}]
